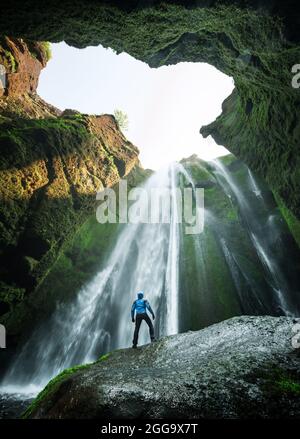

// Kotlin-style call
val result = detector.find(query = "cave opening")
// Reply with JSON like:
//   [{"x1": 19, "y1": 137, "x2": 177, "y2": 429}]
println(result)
[
  {"x1": 0, "y1": 0, "x2": 300, "y2": 419},
  {"x1": 38, "y1": 42, "x2": 235, "y2": 170}
]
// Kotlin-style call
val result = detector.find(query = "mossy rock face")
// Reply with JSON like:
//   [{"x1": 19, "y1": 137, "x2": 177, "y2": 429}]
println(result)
[
  {"x1": 0, "y1": 165, "x2": 149, "y2": 348},
  {"x1": 0, "y1": 2, "x2": 299, "y2": 220},
  {"x1": 22, "y1": 351, "x2": 112, "y2": 419},
  {"x1": 179, "y1": 154, "x2": 300, "y2": 330},
  {"x1": 201, "y1": 87, "x2": 300, "y2": 221},
  {"x1": 0, "y1": 110, "x2": 139, "y2": 341},
  {"x1": 22, "y1": 363, "x2": 93, "y2": 419},
  {"x1": 274, "y1": 191, "x2": 300, "y2": 249}
]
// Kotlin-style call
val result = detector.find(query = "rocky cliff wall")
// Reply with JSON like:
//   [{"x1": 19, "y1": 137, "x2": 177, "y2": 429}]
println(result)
[
  {"x1": 0, "y1": 38, "x2": 139, "y2": 344},
  {"x1": 1, "y1": 1, "x2": 298, "y2": 221}
]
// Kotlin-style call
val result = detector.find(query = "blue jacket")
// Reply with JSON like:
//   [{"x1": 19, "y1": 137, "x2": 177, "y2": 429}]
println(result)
[{"x1": 131, "y1": 296, "x2": 155, "y2": 320}]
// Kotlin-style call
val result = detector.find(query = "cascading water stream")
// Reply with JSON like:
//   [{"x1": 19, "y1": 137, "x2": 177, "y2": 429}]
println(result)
[
  {"x1": 164, "y1": 164, "x2": 180, "y2": 335},
  {"x1": 248, "y1": 169, "x2": 262, "y2": 198},
  {"x1": 1, "y1": 163, "x2": 184, "y2": 394},
  {"x1": 211, "y1": 158, "x2": 296, "y2": 316},
  {"x1": 1, "y1": 155, "x2": 299, "y2": 409}
]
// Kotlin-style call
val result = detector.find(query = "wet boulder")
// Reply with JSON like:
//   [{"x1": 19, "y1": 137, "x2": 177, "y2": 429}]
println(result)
[{"x1": 25, "y1": 316, "x2": 300, "y2": 419}]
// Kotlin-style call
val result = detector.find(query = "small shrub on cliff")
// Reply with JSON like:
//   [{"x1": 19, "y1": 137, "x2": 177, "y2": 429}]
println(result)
[
  {"x1": 40, "y1": 42, "x2": 52, "y2": 62},
  {"x1": 114, "y1": 109, "x2": 128, "y2": 131}
]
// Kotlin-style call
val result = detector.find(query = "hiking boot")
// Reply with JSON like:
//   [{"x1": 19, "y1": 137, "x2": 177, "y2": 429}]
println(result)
[{"x1": 132, "y1": 344, "x2": 137, "y2": 349}]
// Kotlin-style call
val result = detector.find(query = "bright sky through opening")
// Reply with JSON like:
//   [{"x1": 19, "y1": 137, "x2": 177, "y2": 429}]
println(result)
[{"x1": 38, "y1": 43, "x2": 234, "y2": 170}]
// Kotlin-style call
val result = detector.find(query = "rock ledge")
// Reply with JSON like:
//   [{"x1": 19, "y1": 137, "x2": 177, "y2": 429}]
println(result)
[{"x1": 26, "y1": 316, "x2": 300, "y2": 419}]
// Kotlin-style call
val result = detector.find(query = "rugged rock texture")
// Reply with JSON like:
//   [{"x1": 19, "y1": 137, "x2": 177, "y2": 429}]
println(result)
[
  {"x1": 0, "y1": 37, "x2": 48, "y2": 97},
  {"x1": 0, "y1": 38, "x2": 139, "y2": 344},
  {"x1": 200, "y1": 87, "x2": 300, "y2": 222},
  {"x1": 0, "y1": 1, "x2": 299, "y2": 222},
  {"x1": 24, "y1": 316, "x2": 300, "y2": 419},
  {"x1": 0, "y1": 37, "x2": 57, "y2": 118}
]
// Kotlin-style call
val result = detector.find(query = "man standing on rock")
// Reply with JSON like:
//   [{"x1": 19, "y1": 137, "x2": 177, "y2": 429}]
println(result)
[{"x1": 131, "y1": 291, "x2": 155, "y2": 348}]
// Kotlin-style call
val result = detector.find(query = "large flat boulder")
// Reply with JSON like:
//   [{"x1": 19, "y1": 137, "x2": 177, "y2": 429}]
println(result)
[{"x1": 25, "y1": 316, "x2": 300, "y2": 419}]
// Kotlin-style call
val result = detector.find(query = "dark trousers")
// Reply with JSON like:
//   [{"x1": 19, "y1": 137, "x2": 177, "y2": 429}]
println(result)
[{"x1": 133, "y1": 313, "x2": 154, "y2": 346}]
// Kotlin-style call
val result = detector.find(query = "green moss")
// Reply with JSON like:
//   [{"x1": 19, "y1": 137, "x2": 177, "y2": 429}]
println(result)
[
  {"x1": 40, "y1": 42, "x2": 52, "y2": 62},
  {"x1": 22, "y1": 352, "x2": 111, "y2": 418},
  {"x1": 26, "y1": 41, "x2": 52, "y2": 63},
  {"x1": 202, "y1": 85, "x2": 300, "y2": 221},
  {"x1": 276, "y1": 376, "x2": 300, "y2": 395},
  {"x1": 261, "y1": 367, "x2": 300, "y2": 397},
  {"x1": 180, "y1": 221, "x2": 240, "y2": 329},
  {"x1": 181, "y1": 156, "x2": 212, "y2": 182},
  {"x1": 204, "y1": 229, "x2": 239, "y2": 314},
  {"x1": 98, "y1": 352, "x2": 110, "y2": 362},
  {"x1": 0, "y1": 283, "x2": 25, "y2": 310},
  {"x1": 205, "y1": 186, "x2": 237, "y2": 223},
  {"x1": 22, "y1": 363, "x2": 92, "y2": 419},
  {"x1": 30, "y1": 218, "x2": 120, "y2": 311},
  {"x1": 4, "y1": 50, "x2": 17, "y2": 73},
  {"x1": 226, "y1": 208, "x2": 238, "y2": 221},
  {"x1": 218, "y1": 154, "x2": 236, "y2": 167},
  {"x1": 273, "y1": 192, "x2": 300, "y2": 248}
]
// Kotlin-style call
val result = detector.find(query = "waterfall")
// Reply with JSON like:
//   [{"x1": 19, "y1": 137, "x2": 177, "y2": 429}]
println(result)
[
  {"x1": 250, "y1": 232, "x2": 292, "y2": 315},
  {"x1": 1, "y1": 155, "x2": 299, "y2": 399},
  {"x1": 211, "y1": 158, "x2": 297, "y2": 316},
  {"x1": 1, "y1": 163, "x2": 183, "y2": 394}
]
